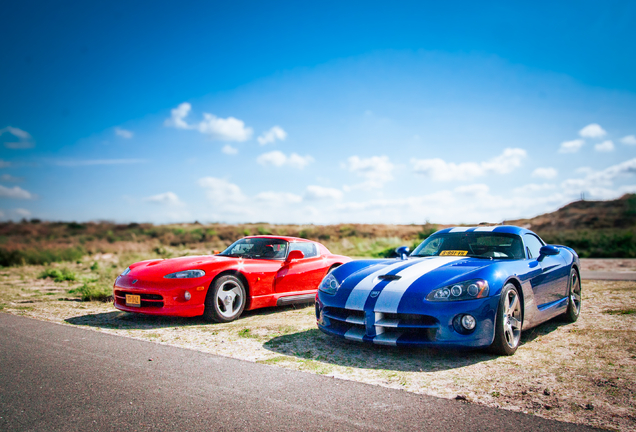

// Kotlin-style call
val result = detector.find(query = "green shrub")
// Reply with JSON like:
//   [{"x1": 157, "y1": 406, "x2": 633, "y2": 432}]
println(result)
[
  {"x1": 90, "y1": 262, "x2": 99, "y2": 271},
  {"x1": 38, "y1": 267, "x2": 77, "y2": 282},
  {"x1": 538, "y1": 229, "x2": 636, "y2": 258},
  {"x1": 68, "y1": 283, "x2": 112, "y2": 302},
  {"x1": 0, "y1": 246, "x2": 85, "y2": 267}
]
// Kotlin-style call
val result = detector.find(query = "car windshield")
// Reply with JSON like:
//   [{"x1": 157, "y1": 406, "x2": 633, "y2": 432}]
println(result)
[
  {"x1": 410, "y1": 232, "x2": 525, "y2": 260},
  {"x1": 218, "y1": 238, "x2": 288, "y2": 260}
]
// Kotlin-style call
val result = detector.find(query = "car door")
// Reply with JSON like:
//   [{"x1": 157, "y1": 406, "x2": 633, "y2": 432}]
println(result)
[
  {"x1": 274, "y1": 242, "x2": 326, "y2": 293},
  {"x1": 524, "y1": 233, "x2": 569, "y2": 307}
]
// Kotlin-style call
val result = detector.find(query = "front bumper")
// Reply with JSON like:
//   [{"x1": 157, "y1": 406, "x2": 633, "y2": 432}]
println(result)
[
  {"x1": 113, "y1": 276, "x2": 208, "y2": 317},
  {"x1": 316, "y1": 293, "x2": 499, "y2": 348}
]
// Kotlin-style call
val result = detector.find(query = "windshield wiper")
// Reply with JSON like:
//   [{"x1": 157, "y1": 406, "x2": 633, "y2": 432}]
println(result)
[{"x1": 465, "y1": 255, "x2": 494, "y2": 260}]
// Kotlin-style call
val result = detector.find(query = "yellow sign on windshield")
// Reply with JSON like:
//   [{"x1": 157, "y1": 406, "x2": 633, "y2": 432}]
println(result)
[{"x1": 440, "y1": 250, "x2": 468, "y2": 256}]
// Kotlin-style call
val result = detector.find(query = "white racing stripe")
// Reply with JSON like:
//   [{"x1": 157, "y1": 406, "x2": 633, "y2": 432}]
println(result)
[
  {"x1": 373, "y1": 257, "x2": 463, "y2": 313},
  {"x1": 344, "y1": 260, "x2": 417, "y2": 310},
  {"x1": 474, "y1": 226, "x2": 497, "y2": 232},
  {"x1": 449, "y1": 227, "x2": 470, "y2": 232}
]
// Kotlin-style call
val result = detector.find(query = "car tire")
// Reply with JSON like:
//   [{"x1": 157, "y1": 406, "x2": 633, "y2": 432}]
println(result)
[
  {"x1": 490, "y1": 283, "x2": 523, "y2": 356},
  {"x1": 203, "y1": 275, "x2": 246, "y2": 323},
  {"x1": 561, "y1": 268, "x2": 581, "y2": 323}
]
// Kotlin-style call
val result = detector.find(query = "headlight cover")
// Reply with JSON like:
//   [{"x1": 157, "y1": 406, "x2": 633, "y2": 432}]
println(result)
[
  {"x1": 121, "y1": 267, "x2": 131, "y2": 276},
  {"x1": 426, "y1": 279, "x2": 489, "y2": 302},
  {"x1": 164, "y1": 270, "x2": 206, "y2": 279},
  {"x1": 318, "y1": 273, "x2": 340, "y2": 295}
]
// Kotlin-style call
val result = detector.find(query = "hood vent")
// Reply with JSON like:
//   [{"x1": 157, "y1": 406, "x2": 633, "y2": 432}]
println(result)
[{"x1": 378, "y1": 274, "x2": 402, "y2": 281}]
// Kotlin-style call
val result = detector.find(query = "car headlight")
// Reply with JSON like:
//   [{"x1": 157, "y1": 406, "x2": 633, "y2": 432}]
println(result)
[
  {"x1": 164, "y1": 270, "x2": 206, "y2": 279},
  {"x1": 318, "y1": 273, "x2": 340, "y2": 295},
  {"x1": 426, "y1": 279, "x2": 489, "y2": 301},
  {"x1": 121, "y1": 267, "x2": 131, "y2": 276}
]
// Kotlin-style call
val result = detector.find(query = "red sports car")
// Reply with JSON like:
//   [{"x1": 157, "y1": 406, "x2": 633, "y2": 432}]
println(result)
[{"x1": 113, "y1": 236, "x2": 350, "y2": 322}]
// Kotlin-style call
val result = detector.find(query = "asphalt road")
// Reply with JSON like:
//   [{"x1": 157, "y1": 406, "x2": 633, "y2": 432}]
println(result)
[{"x1": 0, "y1": 314, "x2": 601, "y2": 432}]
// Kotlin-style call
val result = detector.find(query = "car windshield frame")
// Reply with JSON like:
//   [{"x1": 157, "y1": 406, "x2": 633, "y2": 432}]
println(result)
[
  {"x1": 217, "y1": 238, "x2": 289, "y2": 260},
  {"x1": 410, "y1": 232, "x2": 525, "y2": 260}
]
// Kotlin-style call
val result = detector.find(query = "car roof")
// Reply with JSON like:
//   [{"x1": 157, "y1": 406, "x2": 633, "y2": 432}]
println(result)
[
  {"x1": 434, "y1": 225, "x2": 534, "y2": 236},
  {"x1": 243, "y1": 235, "x2": 314, "y2": 243}
]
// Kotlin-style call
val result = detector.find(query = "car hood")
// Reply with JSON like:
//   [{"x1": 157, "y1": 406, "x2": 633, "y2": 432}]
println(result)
[
  {"x1": 337, "y1": 256, "x2": 497, "y2": 295},
  {"x1": 127, "y1": 255, "x2": 240, "y2": 278}
]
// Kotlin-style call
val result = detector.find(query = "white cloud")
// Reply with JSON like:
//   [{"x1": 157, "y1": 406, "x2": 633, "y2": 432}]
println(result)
[
  {"x1": 532, "y1": 167, "x2": 558, "y2": 179},
  {"x1": 595, "y1": 140, "x2": 614, "y2": 152},
  {"x1": 197, "y1": 177, "x2": 246, "y2": 203},
  {"x1": 255, "y1": 191, "x2": 302, "y2": 204},
  {"x1": 142, "y1": 192, "x2": 184, "y2": 206},
  {"x1": 165, "y1": 102, "x2": 252, "y2": 141},
  {"x1": 257, "y1": 151, "x2": 314, "y2": 169},
  {"x1": 579, "y1": 123, "x2": 606, "y2": 138},
  {"x1": 513, "y1": 183, "x2": 556, "y2": 194},
  {"x1": 14, "y1": 208, "x2": 31, "y2": 218},
  {"x1": 53, "y1": 159, "x2": 147, "y2": 166},
  {"x1": 0, "y1": 185, "x2": 33, "y2": 199},
  {"x1": 344, "y1": 155, "x2": 394, "y2": 189},
  {"x1": 115, "y1": 127, "x2": 133, "y2": 139},
  {"x1": 0, "y1": 126, "x2": 34, "y2": 149},
  {"x1": 454, "y1": 184, "x2": 489, "y2": 196},
  {"x1": 559, "y1": 139, "x2": 585, "y2": 153},
  {"x1": 620, "y1": 135, "x2": 636, "y2": 145},
  {"x1": 257, "y1": 126, "x2": 287, "y2": 145},
  {"x1": 412, "y1": 148, "x2": 526, "y2": 181},
  {"x1": 0, "y1": 160, "x2": 11, "y2": 168},
  {"x1": 560, "y1": 158, "x2": 636, "y2": 199},
  {"x1": 222, "y1": 145, "x2": 238, "y2": 155},
  {"x1": 304, "y1": 185, "x2": 344, "y2": 200},
  {"x1": 0, "y1": 174, "x2": 22, "y2": 182}
]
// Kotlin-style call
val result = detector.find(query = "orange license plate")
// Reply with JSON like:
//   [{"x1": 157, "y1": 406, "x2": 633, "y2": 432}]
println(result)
[{"x1": 126, "y1": 294, "x2": 141, "y2": 307}]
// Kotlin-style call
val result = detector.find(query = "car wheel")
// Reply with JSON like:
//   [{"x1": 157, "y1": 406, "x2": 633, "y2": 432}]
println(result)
[
  {"x1": 562, "y1": 268, "x2": 581, "y2": 323},
  {"x1": 203, "y1": 275, "x2": 246, "y2": 323},
  {"x1": 490, "y1": 283, "x2": 523, "y2": 356}
]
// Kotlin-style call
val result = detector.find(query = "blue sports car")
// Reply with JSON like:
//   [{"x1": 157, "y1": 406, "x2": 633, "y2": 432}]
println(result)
[{"x1": 315, "y1": 226, "x2": 581, "y2": 355}]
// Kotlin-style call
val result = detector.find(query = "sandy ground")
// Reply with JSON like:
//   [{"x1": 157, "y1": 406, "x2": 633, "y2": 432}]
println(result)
[{"x1": 1, "y1": 259, "x2": 635, "y2": 431}]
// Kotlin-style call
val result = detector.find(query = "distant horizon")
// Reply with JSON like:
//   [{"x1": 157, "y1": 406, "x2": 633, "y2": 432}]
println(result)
[{"x1": 9, "y1": 192, "x2": 630, "y2": 227}]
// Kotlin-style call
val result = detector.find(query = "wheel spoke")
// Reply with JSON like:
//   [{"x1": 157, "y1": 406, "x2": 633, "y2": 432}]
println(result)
[
  {"x1": 509, "y1": 317, "x2": 521, "y2": 330},
  {"x1": 505, "y1": 325, "x2": 514, "y2": 344},
  {"x1": 509, "y1": 294, "x2": 520, "y2": 314}
]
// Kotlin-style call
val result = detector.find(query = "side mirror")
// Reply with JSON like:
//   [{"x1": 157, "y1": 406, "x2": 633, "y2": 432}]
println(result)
[
  {"x1": 395, "y1": 246, "x2": 410, "y2": 260},
  {"x1": 539, "y1": 245, "x2": 560, "y2": 258},
  {"x1": 286, "y1": 250, "x2": 305, "y2": 263}
]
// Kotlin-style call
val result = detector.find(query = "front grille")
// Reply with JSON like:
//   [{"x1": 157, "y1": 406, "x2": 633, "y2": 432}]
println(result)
[
  {"x1": 322, "y1": 306, "x2": 439, "y2": 342},
  {"x1": 114, "y1": 290, "x2": 164, "y2": 308}
]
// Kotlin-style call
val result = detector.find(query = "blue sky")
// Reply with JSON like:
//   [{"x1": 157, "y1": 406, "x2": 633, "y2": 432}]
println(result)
[{"x1": 1, "y1": 1, "x2": 636, "y2": 224}]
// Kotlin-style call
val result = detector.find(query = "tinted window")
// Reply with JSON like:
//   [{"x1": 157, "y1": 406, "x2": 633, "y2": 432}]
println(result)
[
  {"x1": 289, "y1": 242, "x2": 319, "y2": 258},
  {"x1": 219, "y1": 238, "x2": 288, "y2": 260},
  {"x1": 411, "y1": 232, "x2": 525, "y2": 260},
  {"x1": 524, "y1": 234, "x2": 544, "y2": 259}
]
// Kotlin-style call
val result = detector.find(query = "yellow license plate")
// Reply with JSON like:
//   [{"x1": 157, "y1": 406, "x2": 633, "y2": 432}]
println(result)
[
  {"x1": 126, "y1": 294, "x2": 141, "y2": 307},
  {"x1": 440, "y1": 250, "x2": 468, "y2": 256}
]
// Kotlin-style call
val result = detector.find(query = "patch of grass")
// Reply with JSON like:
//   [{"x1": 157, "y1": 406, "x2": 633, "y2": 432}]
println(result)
[
  {"x1": 68, "y1": 283, "x2": 112, "y2": 302},
  {"x1": 298, "y1": 359, "x2": 332, "y2": 375},
  {"x1": 38, "y1": 268, "x2": 77, "y2": 282},
  {"x1": 605, "y1": 308, "x2": 636, "y2": 315},
  {"x1": 0, "y1": 303, "x2": 5, "y2": 310},
  {"x1": 238, "y1": 328, "x2": 260, "y2": 339},
  {"x1": 90, "y1": 262, "x2": 99, "y2": 271},
  {"x1": 258, "y1": 356, "x2": 291, "y2": 365}
]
